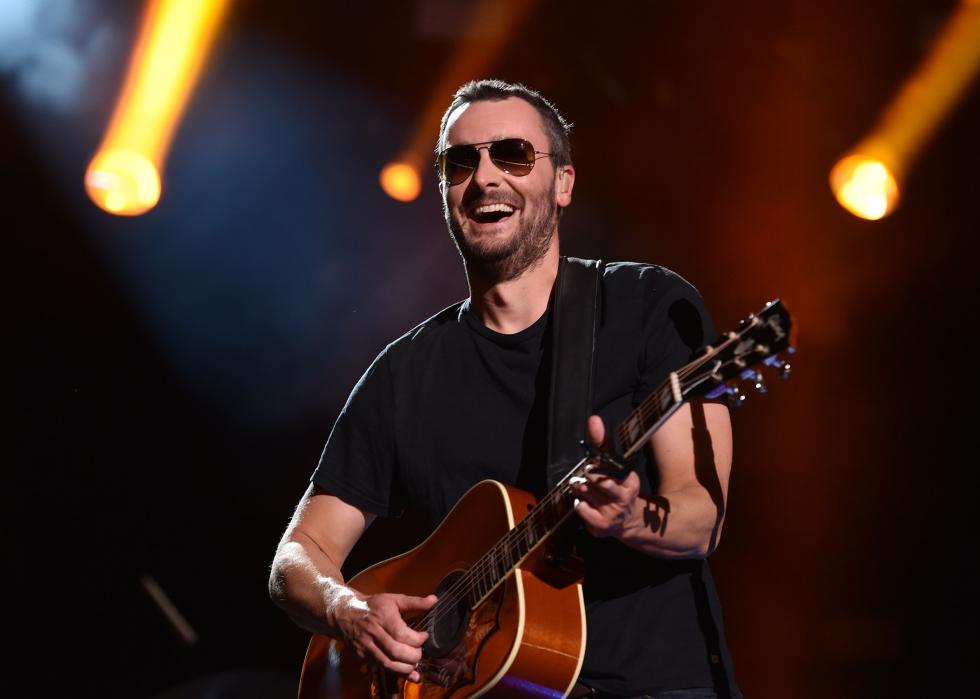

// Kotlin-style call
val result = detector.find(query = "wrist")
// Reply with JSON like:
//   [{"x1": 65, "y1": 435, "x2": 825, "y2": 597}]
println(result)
[
  {"x1": 617, "y1": 499, "x2": 646, "y2": 542},
  {"x1": 619, "y1": 494, "x2": 668, "y2": 544},
  {"x1": 318, "y1": 576, "x2": 367, "y2": 629}
]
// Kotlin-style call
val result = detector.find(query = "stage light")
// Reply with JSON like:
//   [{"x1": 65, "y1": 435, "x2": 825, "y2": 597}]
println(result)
[
  {"x1": 830, "y1": 154, "x2": 899, "y2": 221},
  {"x1": 380, "y1": 160, "x2": 422, "y2": 202},
  {"x1": 830, "y1": 0, "x2": 980, "y2": 221},
  {"x1": 385, "y1": 0, "x2": 542, "y2": 202},
  {"x1": 85, "y1": 0, "x2": 230, "y2": 216}
]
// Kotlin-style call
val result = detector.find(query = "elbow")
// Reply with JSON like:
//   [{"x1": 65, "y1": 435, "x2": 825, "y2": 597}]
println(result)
[
  {"x1": 682, "y1": 510, "x2": 725, "y2": 559},
  {"x1": 268, "y1": 553, "x2": 290, "y2": 609},
  {"x1": 683, "y1": 535, "x2": 715, "y2": 560},
  {"x1": 700, "y1": 516, "x2": 725, "y2": 557},
  {"x1": 268, "y1": 539, "x2": 307, "y2": 612}
]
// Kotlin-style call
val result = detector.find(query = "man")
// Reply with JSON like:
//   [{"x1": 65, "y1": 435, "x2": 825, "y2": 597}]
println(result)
[{"x1": 269, "y1": 79, "x2": 739, "y2": 698}]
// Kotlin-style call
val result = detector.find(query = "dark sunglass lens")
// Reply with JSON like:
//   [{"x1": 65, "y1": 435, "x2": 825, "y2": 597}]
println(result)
[
  {"x1": 443, "y1": 145, "x2": 479, "y2": 184},
  {"x1": 489, "y1": 139, "x2": 534, "y2": 176}
]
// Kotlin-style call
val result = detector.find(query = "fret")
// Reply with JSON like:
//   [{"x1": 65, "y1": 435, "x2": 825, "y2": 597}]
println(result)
[
  {"x1": 501, "y1": 543, "x2": 515, "y2": 571},
  {"x1": 515, "y1": 525, "x2": 530, "y2": 556},
  {"x1": 623, "y1": 413, "x2": 643, "y2": 447},
  {"x1": 618, "y1": 389, "x2": 676, "y2": 455},
  {"x1": 523, "y1": 522, "x2": 537, "y2": 551}
]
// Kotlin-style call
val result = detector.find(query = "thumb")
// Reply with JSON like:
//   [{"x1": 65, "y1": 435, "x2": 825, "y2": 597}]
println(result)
[
  {"x1": 587, "y1": 415, "x2": 606, "y2": 447},
  {"x1": 397, "y1": 593, "x2": 438, "y2": 612}
]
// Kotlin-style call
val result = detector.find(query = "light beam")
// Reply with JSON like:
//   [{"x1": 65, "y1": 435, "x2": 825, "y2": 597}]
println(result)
[
  {"x1": 379, "y1": 0, "x2": 542, "y2": 203},
  {"x1": 85, "y1": 0, "x2": 230, "y2": 216},
  {"x1": 831, "y1": 0, "x2": 980, "y2": 220}
]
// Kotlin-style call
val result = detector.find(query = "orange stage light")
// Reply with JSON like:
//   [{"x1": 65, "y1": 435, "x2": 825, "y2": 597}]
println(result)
[
  {"x1": 831, "y1": 0, "x2": 980, "y2": 220},
  {"x1": 380, "y1": 157, "x2": 423, "y2": 203},
  {"x1": 380, "y1": 0, "x2": 541, "y2": 203},
  {"x1": 85, "y1": 0, "x2": 230, "y2": 216}
]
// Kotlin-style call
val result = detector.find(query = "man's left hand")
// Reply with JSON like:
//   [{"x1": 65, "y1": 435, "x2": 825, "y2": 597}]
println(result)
[{"x1": 571, "y1": 415, "x2": 641, "y2": 539}]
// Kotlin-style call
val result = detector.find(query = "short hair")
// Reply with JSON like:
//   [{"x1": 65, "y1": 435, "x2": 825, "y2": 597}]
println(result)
[{"x1": 435, "y1": 79, "x2": 573, "y2": 167}]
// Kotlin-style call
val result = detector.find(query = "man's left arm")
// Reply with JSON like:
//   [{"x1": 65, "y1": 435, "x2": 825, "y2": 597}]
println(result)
[{"x1": 572, "y1": 400, "x2": 733, "y2": 559}]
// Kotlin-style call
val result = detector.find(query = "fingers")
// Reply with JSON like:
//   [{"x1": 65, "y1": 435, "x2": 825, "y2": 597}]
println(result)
[
  {"x1": 573, "y1": 497, "x2": 608, "y2": 535},
  {"x1": 341, "y1": 592, "x2": 437, "y2": 680},
  {"x1": 370, "y1": 623, "x2": 424, "y2": 670},
  {"x1": 396, "y1": 593, "x2": 438, "y2": 613},
  {"x1": 387, "y1": 595, "x2": 435, "y2": 647},
  {"x1": 572, "y1": 471, "x2": 640, "y2": 537},
  {"x1": 360, "y1": 633, "x2": 420, "y2": 675},
  {"x1": 573, "y1": 471, "x2": 640, "y2": 502},
  {"x1": 378, "y1": 593, "x2": 435, "y2": 648}
]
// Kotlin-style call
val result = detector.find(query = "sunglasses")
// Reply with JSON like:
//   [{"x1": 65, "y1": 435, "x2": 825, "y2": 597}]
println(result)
[{"x1": 437, "y1": 138, "x2": 552, "y2": 186}]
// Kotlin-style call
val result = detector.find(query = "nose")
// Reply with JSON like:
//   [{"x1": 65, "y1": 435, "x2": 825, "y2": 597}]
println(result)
[{"x1": 471, "y1": 146, "x2": 501, "y2": 188}]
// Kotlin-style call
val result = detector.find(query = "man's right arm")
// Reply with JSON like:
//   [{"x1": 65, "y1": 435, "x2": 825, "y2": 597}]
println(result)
[{"x1": 269, "y1": 484, "x2": 436, "y2": 680}]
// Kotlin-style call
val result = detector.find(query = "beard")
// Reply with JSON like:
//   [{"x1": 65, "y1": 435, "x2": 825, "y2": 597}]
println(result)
[{"x1": 444, "y1": 181, "x2": 558, "y2": 284}]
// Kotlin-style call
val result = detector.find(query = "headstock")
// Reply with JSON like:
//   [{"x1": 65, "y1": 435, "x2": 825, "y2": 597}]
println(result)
[{"x1": 682, "y1": 299, "x2": 796, "y2": 409}]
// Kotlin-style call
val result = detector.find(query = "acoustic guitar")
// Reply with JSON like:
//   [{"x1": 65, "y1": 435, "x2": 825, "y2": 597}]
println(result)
[{"x1": 298, "y1": 300, "x2": 794, "y2": 699}]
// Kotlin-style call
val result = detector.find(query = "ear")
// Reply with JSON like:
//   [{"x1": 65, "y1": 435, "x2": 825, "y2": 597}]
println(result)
[{"x1": 555, "y1": 164, "x2": 575, "y2": 208}]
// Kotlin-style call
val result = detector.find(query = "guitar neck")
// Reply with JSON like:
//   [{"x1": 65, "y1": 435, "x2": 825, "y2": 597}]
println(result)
[
  {"x1": 611, "y1": 374, "x2": 686, "y2": 460},
  {"x1": 452, "y1": 299, "x2": 794, "y2": 612},
  {"x1": 454, "y1": 469, "x2": 577, "y2": 608},
  {"x1": 458, "y1": 365, "x2": 695, "y2": 608}
]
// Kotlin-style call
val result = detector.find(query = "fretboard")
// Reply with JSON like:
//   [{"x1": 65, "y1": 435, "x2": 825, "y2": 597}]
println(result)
[
  {"x1": 444, "y1": 369, "x2": 689, "y2": 611},
  {"x1": 615, "y1": 371, "x2": 685, "y2": 459}
]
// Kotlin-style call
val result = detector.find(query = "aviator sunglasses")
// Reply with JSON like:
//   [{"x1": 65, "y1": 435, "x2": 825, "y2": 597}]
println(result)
[{"x1": 438, "y1": 138, "x2": 552, "y2": 186}]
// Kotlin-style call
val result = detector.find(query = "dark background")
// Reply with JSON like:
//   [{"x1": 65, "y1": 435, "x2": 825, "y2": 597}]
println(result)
[{"x1": 5, "y1": 1, "x2": 978, "y2": 696}]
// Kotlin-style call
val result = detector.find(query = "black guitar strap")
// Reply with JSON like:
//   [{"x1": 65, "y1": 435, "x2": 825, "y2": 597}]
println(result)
[
  {"x1": 544, "y1": 256, "x2": 741, "y2": 699},
  {"x1": 546, "y1": 256, "x2": 604, "y2": 487}
]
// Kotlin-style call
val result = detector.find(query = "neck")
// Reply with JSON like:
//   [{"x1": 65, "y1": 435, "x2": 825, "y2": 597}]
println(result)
[{"x1": 466, "y1": 238, "x2": 559, "y2": 334}]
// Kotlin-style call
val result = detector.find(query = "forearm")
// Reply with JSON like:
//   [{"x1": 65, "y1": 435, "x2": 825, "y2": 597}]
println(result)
[
  {"x1": 618, "y1": 485, "x2": 724, "y2": 559},
  {"x1": 269, "y1": 532, "x2": 361, "y2": 636}
]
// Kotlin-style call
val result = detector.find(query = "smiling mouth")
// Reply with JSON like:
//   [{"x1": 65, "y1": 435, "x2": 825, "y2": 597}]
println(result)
[{"x1": 469, "y1": 203, "x2": 516, "y2": 224}]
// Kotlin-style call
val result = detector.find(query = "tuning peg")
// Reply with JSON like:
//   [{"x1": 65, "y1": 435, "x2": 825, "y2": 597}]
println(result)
[
  {"x1": 753, "y1": 372, "x2": 768, "y2": 393},
  {"x1": 725, "y1": 386, "x2": 747, "y2": 409},
  {"x1": 779, "y1": 361, "x2": 792, "y2": 380}
]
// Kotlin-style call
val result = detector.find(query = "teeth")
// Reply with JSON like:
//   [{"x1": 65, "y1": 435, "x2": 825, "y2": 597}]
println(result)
[{"x1": 474, "y1": 203, "x2": 515, "y2": 215}]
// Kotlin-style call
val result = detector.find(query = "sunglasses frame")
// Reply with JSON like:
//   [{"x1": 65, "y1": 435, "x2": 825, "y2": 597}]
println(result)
[{"x1": 437, "y1": 138, "x2": 552, "y2": 186}]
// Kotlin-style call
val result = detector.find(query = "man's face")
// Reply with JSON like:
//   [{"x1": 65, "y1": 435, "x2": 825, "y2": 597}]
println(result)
[{"x1": 440, "y1": 97, "x2": 572, "y2": 282}]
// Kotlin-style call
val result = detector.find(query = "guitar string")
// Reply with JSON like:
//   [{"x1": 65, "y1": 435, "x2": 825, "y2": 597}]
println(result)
[
  {"x1": 412, "y1": 342, "x2": 772, "y2": 671},
  {"x1": 409, "y1": 344, "x2": 753, "y2": 637},
  {"x1": 412, "y1": 319, "x2": 785, "y2": 670},
  {"x1": 409, "y1": 478, "x2": 577, "y2": 634},
  {"x1": 616, "y1": 328, "x2": 750, "y2": 447},
  {"x1": 408, "y1": 483, "x2": 570, "y2": 631},
  {"x1": 408, "y1": 494, "x2": 565, "y2": 673},
  {"x1": 615, "y1": 342, "x2": 729, "y2": 446},
  {"x1": 413, "y1": 346, "x2": 753, "y2": 636},
  {"x1": 410, "y1": 347, "x2": 753, "y2": 637},
  {"x1": 409, "y1": 322, "x2": 779, "y2": 672}
]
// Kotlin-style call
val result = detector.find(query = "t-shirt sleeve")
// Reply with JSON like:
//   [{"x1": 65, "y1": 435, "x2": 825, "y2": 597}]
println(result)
[
  {"x1": 636, "y1": 271, "x2": 718, "y2": 399},
  {"x1": 311, "y1": 347, "x2": 403, "y2": 517}
]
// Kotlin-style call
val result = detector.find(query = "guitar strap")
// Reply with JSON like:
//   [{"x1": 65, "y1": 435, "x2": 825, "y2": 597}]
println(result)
[
  {"x1": 544, "y1": 256, "x2": 741, "y2": 699},
  {"x1": 546, "y1": 256, "x2": 604, "y2": 487}
]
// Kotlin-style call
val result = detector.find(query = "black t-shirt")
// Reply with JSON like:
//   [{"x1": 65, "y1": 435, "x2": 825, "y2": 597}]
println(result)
[{"x1": 313, "y1": 261, "x2": 736, "y2": 695}]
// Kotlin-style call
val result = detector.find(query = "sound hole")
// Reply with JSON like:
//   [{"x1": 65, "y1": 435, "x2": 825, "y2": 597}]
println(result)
[{"x1": 423, "y1": 570, "x2": 469, "y2": 658}]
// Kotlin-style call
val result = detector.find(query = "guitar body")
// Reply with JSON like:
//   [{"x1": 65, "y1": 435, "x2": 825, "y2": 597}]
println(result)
[{"x1": 298, "y1": 480, "x2": 586, "y2": 699}]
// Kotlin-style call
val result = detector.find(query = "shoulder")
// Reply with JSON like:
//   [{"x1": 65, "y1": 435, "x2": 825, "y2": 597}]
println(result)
[
  {"x1": 380, "y1": 299, "x2": 467, "y2": 365},
  {"x1": 602, "y1": 261, "x2": 705, "y2": 304}
]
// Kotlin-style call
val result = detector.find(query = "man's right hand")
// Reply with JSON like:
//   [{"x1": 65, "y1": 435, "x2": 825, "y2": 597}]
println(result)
[{"x1": 332, "y1": 592, "x2": 438, "y2": 683}]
